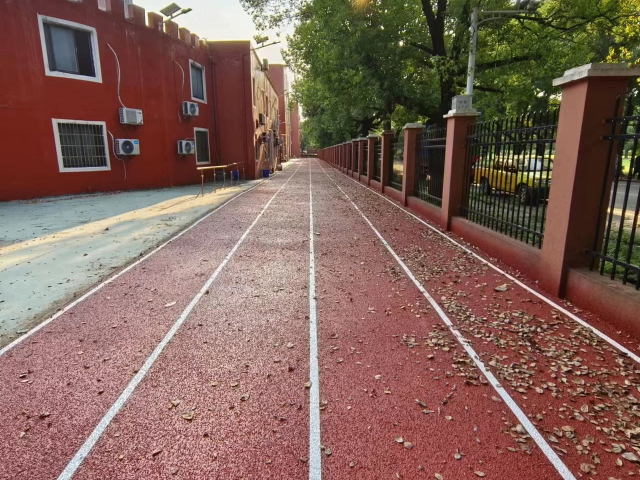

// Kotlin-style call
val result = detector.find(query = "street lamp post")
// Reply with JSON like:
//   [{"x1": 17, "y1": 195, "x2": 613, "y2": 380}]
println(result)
[{"x1": 466, "y1": 6, "x2": 535, "y2": 96}]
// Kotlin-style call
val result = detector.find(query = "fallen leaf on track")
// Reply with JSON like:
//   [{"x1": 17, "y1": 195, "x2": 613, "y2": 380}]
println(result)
[{"x1": 181, "y1": 411, "x2": 195, "y2": 421}]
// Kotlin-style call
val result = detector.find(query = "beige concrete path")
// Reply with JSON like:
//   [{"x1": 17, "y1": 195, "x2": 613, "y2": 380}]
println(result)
[{"x1": 0, "y1": 178, "x2": 268, "y2": 344}]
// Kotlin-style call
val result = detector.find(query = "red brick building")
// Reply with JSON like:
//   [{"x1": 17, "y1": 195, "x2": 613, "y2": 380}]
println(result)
[
  {"x1": 0, "y1": 0, "x2": 297, "y2": 201},
  {"x1": 268, "y1": 64, "x2": 292, "y2": 162},
  {"x1": 290, "y1": 102, "x2": 301, "y2": 158}
]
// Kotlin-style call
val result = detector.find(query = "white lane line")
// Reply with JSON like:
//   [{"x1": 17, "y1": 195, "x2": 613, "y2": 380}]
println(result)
[
  {"x1": 322, "y1": 161, "x2": 640, "y2": 365},
  {"x1": 0, "y1": 174, "x2": 278, "y2": 358},
  {"x1": 308, "y1": 161, "x2": 322, "y2": 480},
  {"x1": 57, "y1": 163, "x2": 302, "y2": 480},
  {"x1": 318, "y1": 161, "x2": 577, "y2": 480}
]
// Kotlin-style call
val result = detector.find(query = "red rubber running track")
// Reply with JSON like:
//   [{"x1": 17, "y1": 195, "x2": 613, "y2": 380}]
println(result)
[{"x1": 1, "y1": 159, "x2": 639, "y2": 480}]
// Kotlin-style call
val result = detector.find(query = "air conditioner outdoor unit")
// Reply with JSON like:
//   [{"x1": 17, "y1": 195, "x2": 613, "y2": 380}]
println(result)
[
  {"x1": 115, "y1": 139, "x2": 140, "y2": 156},
  {"x1": 262, "y1": 58, "x2": 269, "y2": 71},
  {"x1": 182, "y1": 101, "x2": 199, "y2": 117},
  {"x1": 119, "y1": 107, "x2": 143, "y2": 125},
  {"x1": 177, "y1": 140, "x2": 195, "y2": 155},
  {"x1": 258, "y1": 113, "x2": 266, "y2": 126}
]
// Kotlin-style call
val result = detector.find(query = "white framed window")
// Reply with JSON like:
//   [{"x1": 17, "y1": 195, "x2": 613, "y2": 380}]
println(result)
[
  {"x1": 52, "y1": 119, "x2": 111, "y2": 172},
  {"x1": 38, "y1": 15, "x2": 102, "y2": 83},
  {"x1": 194, "y1": 128, "x2": 211, "y2": 165},
  {"x1": 189, "y1": 60, "x2": 206, "y2": 103}
]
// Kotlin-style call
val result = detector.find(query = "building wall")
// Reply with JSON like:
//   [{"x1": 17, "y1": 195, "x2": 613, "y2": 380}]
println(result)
[
  {"x1": 209, "y1": 42, "x2": 252, "y2": 179},
  {"x1": 268, "y1": 64, "x2": 291, "y2": 162},
  {"x1": 0, "y1": 0, "x2": 216, "y2": 201},
  {"x1": 290, "y1": 102, "x2": 301, "y2": 158},
  {"x1": 209, "y1": 41, "x2": 279, "y2": 180},
  {"x1": 250, "y1": 50, "x2": 279, "y2": 175}
]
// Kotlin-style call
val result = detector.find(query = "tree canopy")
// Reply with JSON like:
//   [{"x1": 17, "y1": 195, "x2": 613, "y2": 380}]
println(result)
[{"x1": 241, "y1": 0, "x2": 640, "y2": 148}]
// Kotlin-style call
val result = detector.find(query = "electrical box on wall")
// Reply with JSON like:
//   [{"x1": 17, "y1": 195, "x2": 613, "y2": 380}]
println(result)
[
  {"x1": 119, "y1": 108, "x2": 144, "y2": 125},
  {"x1": 115, "y1": 139, "x2": 140, "y2": 156},
  {"x1": 177, "y1": 140, "x2": 195, "y2": 155},
  {"x1": 182, "y1": 101, "x2": 199, "y2": 117}
]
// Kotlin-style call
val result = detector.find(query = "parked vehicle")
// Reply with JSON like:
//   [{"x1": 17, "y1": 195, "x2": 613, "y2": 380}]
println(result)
[{"x1": 473, "y1": 155, "x2": 553, "y2": 205}]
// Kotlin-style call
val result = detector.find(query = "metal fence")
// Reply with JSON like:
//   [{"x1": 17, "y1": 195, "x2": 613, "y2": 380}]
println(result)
[
  {"x1": 373, "y1": 139, "x2": 382, "y2": 181},
  {"x1": 389, "y1": 136, "x2": 404, "y2": 190},
  {"x1": 589, "y1": 92, "x2": 640, "y2": 289},
  {"x1": 461, "y1": 109, "x2": 559, "y2": 248},
  {"x1": 414, "y1": 125, "x2": 446, "y2": 207},
  {"x1": 362, "y1": 141, "x2": 368, "y2": 176}
]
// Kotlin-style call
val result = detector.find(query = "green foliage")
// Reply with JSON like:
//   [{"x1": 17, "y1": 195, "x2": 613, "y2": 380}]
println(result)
[{"x1": 242, "y1": 0, "x2": 640, "y2": 148}]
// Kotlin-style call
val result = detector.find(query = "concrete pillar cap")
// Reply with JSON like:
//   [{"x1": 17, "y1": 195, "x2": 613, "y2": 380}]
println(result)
[
  {"x1": 553, "y1": 63, "x2": 640, "y2": 87},
  {"x1": 404, "y1": 123, "x2": 424, "y2": 129},
  {"x1": 443, "y1": 110, "x2": 480, "y2": 119},
  {"x1": 367, "y1": 134, "x2": 380, "y2": 139}
]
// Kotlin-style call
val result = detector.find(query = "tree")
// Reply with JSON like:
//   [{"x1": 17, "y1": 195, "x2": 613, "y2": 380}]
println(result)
[{"x1": 242, "y1": 0, "x2": 640, "y2": 148}]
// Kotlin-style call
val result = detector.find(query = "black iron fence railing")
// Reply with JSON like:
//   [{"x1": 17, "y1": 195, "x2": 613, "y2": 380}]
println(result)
[
  {"x1": 354, "y1": 142, "x2": 359, "y2": 173},
  {"x1": 461, "y1": 109, "x2": 558, "y2": 248},
  {"x1": 362, "y1": 142, "x2": 368, "y2": 176},
  {"x1": 415, "y1": 125, "x2": 446, "y2": 207},
  {"x1": 374, "y1": 140, "x2": 382, "y2": 181},
  {"x1": 589, "y1": 92, "x2": 640, "y2": 290},
  {"x1": 389, "y1": 136, "x2": 404, "y2": 190}
]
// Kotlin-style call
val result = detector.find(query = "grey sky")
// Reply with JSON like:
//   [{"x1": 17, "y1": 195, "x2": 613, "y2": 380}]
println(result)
[{"x1": 133, "y1": 0, "x2": 289, "y2": 64}]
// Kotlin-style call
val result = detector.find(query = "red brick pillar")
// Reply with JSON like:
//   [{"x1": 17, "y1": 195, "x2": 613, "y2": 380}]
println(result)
[
  {"x1": 380, "y1": 131, "x2": 394, "y2": 192},
  {"x1": 441, "y1": 100, "x2": 479, "y2": 230},
  {"x1": 367, "y1": 135, "x2": 377, "y2": 185},
  {"x1": 540, "y1": 63, "x2": 640, "y2": 296},
  {"x1": 358, "y1": 138, "x2": 367, "y2": 181},
  {"x1": 402, "y1": 124, "x2": 423, "y2": 206},
  {"x1": 349, "y1": 140, "x2": 356, "y2": 176},
  {"x1": 343, "y1": 143, "x2": 348, "y2": 172}
]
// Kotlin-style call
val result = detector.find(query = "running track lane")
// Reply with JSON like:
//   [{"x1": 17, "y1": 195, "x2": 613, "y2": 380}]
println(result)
[
  {"x1": 319, "y1": 160, "x2": 640, "y2": 479},
  {"x1": 2, "y1": 158, "x2": 640, "y2": 479},
  {"x1": 311, "y1": 161, "x2": 562, "y2": 479},
  {"x1": 68, "y1": 161, "x2": 311, "y2": 479},
  {"x1": 0, "y1": 163, "x2": 302, "y2": 480}
]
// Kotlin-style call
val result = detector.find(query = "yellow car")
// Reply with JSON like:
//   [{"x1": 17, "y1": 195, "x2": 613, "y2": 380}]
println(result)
[{"x1": 473, "y1": 155, "x2": 553, "y2": 205}]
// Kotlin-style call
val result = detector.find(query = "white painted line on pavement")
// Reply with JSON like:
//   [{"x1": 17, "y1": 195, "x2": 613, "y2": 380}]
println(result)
[
  {"x1": 0, "y1": 166, "x2": 291, "y2": 358},
  {"x1": 322, "y1": 161, "x2": 640, "y2": 365},
  {"x1": 318, "y1": 160, "x2": 577, "y2": 480},
  {"x1": 57, "y1": 163, "x2": 303, "y2": 480},
  {"x1": 308, "y1": 162, "x2": 322, "y2": 480}
]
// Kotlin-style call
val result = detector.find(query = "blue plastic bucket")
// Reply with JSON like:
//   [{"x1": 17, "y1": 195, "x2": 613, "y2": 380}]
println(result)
[
  {"x1": 232, "y1": 170, "x2": 239, "y2": 181},
  {"x1": 262, "y1": 169, "x2": 270, "y2": 178}
]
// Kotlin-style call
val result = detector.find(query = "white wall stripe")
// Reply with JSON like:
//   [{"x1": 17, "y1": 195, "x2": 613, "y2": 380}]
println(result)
[
  {"x1": 308, "y1": 162, "x2": 322, "y2": 480},
  {"x1": 57, "y1": 163, "x2": 302, "y2": 480},
  {"x1": 323, "y1": 161, "x2": 640, "y2": 365},
  {"x1": 317, "y1": 160, "x2": 577, "y2": 480}
]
